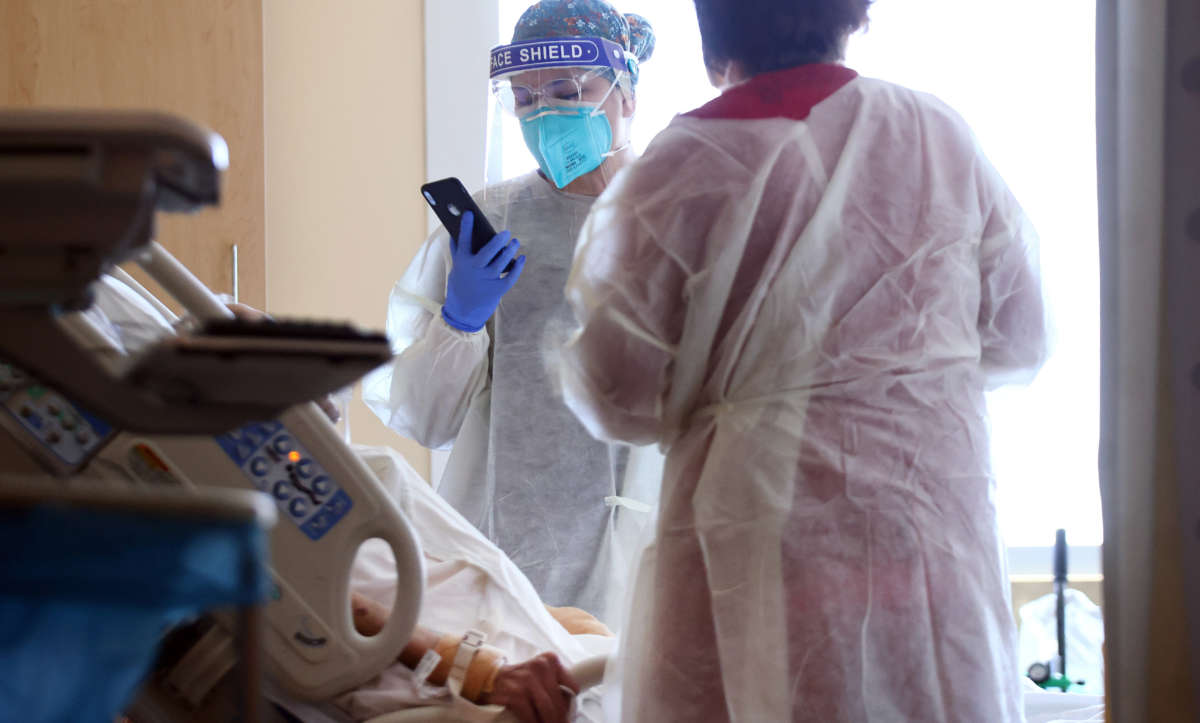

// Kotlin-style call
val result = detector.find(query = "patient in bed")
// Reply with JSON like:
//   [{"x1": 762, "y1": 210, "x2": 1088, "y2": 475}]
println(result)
[
  {"x1": 86, "y1": 275, "x2": 616, "y2": 722},
  {"x1": 335, "y1": 444, "x2": 614, "y2": 722}
]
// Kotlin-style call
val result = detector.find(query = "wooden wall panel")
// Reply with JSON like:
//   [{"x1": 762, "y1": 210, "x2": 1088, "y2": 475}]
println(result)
[{"x1": 1, "y1": 0, "x2": 266, "y2": 309}]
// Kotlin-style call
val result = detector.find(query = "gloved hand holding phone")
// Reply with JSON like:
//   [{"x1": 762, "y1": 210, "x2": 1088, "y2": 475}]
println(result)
[{"x1": 442, "y1": 211, "x2": 526, "y2": 332}]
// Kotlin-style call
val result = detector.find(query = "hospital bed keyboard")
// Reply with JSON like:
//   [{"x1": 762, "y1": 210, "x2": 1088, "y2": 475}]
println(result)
[
  {"x1": 125, "y1": 318, "x2": 392, "y2": 412},
  {"x1": 199, "y1": 318, "x2": 388, "y2": 344}
]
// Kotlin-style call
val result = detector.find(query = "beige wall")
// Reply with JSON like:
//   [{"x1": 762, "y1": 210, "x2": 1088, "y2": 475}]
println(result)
[
  {"x1": 263, "y1": 0, "x2": 430, "y2": 477},
  {"x1": 2, "y1": 0, "x2": 266, "y2": 312}
]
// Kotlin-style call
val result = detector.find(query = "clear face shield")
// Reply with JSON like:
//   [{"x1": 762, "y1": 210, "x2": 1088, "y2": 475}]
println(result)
[{"x1": 486, "y1": 36, "x2": 637, "y2": 197}]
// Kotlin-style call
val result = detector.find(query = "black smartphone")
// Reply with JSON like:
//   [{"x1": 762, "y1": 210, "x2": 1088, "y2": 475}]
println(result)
[{"x1": 421, "y1": 177, "x2": 497, "y2": 256}]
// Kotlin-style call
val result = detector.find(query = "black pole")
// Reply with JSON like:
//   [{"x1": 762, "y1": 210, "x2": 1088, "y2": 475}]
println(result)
[{"x1": 1053, "y1": 528, "x2": 1068, "y2": 677}]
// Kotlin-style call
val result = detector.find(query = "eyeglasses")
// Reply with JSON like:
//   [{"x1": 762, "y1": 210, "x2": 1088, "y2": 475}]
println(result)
[{"x1": 492, "y1": 72, "x2": 614, "y2": 115}]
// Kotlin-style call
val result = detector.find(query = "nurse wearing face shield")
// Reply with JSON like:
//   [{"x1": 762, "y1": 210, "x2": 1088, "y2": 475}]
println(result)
[{"x1": 364, "y1": 1, "x2": 659, "y2": 625}]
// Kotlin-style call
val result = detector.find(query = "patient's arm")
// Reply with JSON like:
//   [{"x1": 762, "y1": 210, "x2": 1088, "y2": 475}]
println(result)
[
  {"x1": 351, "y1": 593, "x2": 580, "y2": 723},
  {"x1": 544, "y1": 604, "x2": 613, "y2": 637}
]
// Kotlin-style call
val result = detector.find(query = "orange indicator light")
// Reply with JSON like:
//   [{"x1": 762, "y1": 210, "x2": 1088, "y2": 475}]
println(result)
[{"x1": 288, "y1": 451, "x2": 301, "y2": 463}]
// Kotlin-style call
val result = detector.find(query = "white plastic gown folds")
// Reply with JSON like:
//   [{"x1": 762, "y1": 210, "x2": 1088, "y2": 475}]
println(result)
[
  {"x1": 560, "y1": 74, "x2": 1047, "y2": 722},
  {"x1": 362, "y1": 173, "x2": 663, "y2": 625}
]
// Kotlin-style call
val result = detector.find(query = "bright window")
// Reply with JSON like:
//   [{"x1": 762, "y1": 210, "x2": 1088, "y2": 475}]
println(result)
[
  {"x1": 844, "y1": 1, "x2": 1101, "y2": 548},
  {"x1": 496, "y1": 0, "x2": 1102, "y2": 549}
]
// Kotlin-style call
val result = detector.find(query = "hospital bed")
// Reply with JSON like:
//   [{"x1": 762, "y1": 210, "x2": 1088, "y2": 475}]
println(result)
[{"x1": 0, "y1": 108, "x2": 603, "y2": 723}]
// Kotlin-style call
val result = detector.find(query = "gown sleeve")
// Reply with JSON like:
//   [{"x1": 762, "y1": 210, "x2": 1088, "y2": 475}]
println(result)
[
  {"x1": 975, "y1": 154, "x2": 1049, "y2": 387},
  {"x1": 559, "y1": 168, "x2": 693, "y2": 447},
  {"x1": 362, "y1": 229, "x2": 491, "y2": 450}
]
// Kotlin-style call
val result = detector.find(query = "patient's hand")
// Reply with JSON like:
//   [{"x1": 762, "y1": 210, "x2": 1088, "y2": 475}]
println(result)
[
  {"x1": 483, "y1": 652, "x2": 580, "y2": 723},
  {"x1": 544, "y1": 605, "x2": 613, "y2": 637},
  {"x1": 226, "y1": 302, "x2": 268, "y2": 322},
  {"x1": 352, "y1": 592, "x2": 580, "y2": 722}
]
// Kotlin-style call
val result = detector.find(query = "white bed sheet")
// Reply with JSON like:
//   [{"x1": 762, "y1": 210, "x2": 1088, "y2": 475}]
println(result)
[{"x1": 1022, "y1": 679, "x2": 1105, "y2": 722}]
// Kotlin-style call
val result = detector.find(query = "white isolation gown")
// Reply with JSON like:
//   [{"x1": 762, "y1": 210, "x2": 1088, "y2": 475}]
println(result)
[
  {"x1": 363, "y1": 172, "x2": 662, "y2": 624},
  {"x1": 560, "y1": 64, "x2": 1047, "y2": 722}
]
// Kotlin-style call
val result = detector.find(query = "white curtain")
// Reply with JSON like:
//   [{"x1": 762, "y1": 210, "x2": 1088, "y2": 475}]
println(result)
[{"x1": 1096, "y1": 0, "x2": 1200, "y2": 718}]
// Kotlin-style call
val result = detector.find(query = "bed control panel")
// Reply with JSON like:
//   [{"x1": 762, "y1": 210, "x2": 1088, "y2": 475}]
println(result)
[
  {"x1": 216, "y1": 421, "x2": 353, "y2": 541},
  {"x1": 0, "y1": 361, "x2": 113, "y2": 473}
]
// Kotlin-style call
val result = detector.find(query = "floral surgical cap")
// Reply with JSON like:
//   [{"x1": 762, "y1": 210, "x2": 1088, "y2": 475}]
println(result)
[{"x1": 513, "y1": 0, "x2": 656, "y2": 83}]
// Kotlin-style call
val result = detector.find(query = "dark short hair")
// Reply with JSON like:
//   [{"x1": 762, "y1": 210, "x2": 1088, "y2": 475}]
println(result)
[{"x1": 694, "y1": 0, "x2": 871, "y2": 74}]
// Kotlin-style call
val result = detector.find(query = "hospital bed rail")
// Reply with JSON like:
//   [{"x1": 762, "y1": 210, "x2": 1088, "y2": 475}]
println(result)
[{"x1": 0, "y1": 476, "x2": 276, "y2": 723}]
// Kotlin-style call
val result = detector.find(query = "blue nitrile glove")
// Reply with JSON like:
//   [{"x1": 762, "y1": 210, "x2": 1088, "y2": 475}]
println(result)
[{"x1": 441, "y1": 211, "x2": 527, "y2": 332}]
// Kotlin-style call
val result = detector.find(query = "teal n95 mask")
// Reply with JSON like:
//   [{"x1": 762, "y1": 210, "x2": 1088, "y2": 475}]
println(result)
[{"x1": 519, "y1": 104, "x2": 614, "y2": 189}]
